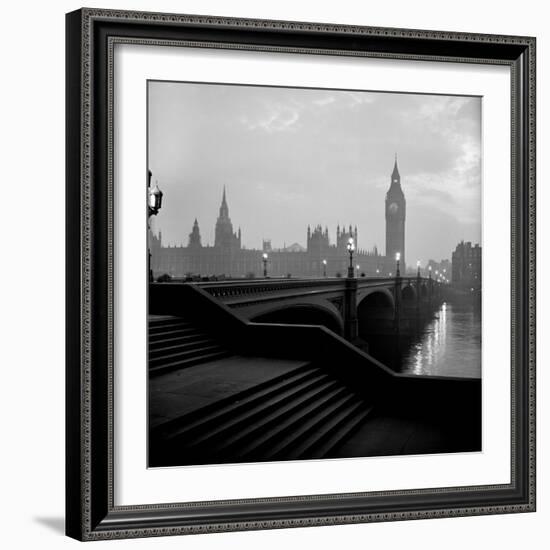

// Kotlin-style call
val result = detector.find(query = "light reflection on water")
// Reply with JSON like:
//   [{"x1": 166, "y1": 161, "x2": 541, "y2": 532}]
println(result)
[{"x1": 401, "y1": 302, "x2": 481, "y2": 378}]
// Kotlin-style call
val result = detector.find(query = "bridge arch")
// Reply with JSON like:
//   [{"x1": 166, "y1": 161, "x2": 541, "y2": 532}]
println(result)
[
  {"x1": 401, "y1": 284, "x2": 416, "y2": 303},
  {"x1": 357, "y1": 287, "x2": 395, "y2": 310},
  {"x1": 250, "y1": 303, "x2": 344, "y2": 336},
  {"x1": 357, "y1": 289, "x2": 395, "y2": 340}
]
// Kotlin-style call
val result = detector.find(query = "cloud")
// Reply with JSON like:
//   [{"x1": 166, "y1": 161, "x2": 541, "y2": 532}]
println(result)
[
  {"x1": 240, "y1": 104, "x2": 301, "y2": 133},
  {"x1": 313, "y1": 96, "x2": 336, "y2": 107}
]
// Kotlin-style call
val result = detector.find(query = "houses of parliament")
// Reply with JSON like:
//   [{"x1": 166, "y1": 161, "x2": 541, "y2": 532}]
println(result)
[{"x1": 150, "y1": 158, "x2": 406, "y2": 279}]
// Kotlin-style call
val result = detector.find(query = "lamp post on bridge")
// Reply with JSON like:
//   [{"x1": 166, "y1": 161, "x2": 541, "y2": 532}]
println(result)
[
  {"x1": 428, "y1": 265, "x2": 433, "y2": 305},
  {"x1": 395, "y1": 252, "x2": 401, "y2": 278},
  {"x1": 147, "y1": 174, "x2": 163, "y2": 282},
  {"x1": 262, "y1": 253, "x2": 269, "y2": 278},
  {"x1": 394, "y1": 252, "x2": 402, "y2": 335},
  {"x1": 416, "y1": 260, "x2": 421, "y2": 322},
  {"x1": 343, "y1": 238, "x2": 358, "y2": 341},
  {"x1": 346, "y1": 238, "x2": 355, "y2": 278},
  {"x1": 322, "y1": 259, "x2": 327, "y2": 278}
]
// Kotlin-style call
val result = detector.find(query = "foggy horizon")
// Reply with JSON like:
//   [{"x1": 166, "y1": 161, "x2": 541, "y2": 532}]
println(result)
[{"x1": 148, "y1": 80, "x2": 482, "y2": 264}]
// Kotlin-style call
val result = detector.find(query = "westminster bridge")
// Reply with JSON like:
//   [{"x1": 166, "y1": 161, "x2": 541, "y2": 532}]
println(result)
[{"x1": 191, "y1": 276, "x2": 443, "y2": 343}]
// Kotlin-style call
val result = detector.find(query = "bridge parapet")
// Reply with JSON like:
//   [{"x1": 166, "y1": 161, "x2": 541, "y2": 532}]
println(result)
[
  {"x1": 193, "y1": 276, "x2": 428, "y2": 298},
  {"x1": 196, "y1": 277, "x2": 347, "y2": 300}
]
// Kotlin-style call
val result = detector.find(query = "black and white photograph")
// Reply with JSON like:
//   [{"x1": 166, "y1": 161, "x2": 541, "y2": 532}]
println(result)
[
  {"x1": 56, "y1": 2, "x2": 537, "y2": 544},
  {"x1": 147, "y1": 81, "x2": 482, "y2": 468}
]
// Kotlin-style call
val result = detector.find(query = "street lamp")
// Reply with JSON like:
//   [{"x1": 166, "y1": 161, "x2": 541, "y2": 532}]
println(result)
[
  {"x1": 417, "y1": 260, "x2": 421, "y2": 278},
  {"x1": 322, "y1": 259, "x2": 327, "y2": 278},
  {"x1": 376, "y1": 268, "x2": 380, "y2": 276},
  {"x1": 395, "y1": 252, "x2": 401, "y2": 278},
  {"x1": 356, "y1": 264, "x2": 360, "y2": 277},
  {"x1": 428, "y1": 265, "x2": 432, "y2": 279},
  {"x1": 346, "y1": 237, "x2": 355, "y2": 278},
  {"x1": 262, "y1": 252, "x2": 268, "y2": 278},
  {"x1": 148, "y1": 178, "x2": 163, "y2": 282},
  {"x1": 148, "y1": 181, "x2": 163, "y2": 217}
]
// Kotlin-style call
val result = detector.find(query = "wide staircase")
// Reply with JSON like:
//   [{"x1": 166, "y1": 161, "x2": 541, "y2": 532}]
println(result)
[
  {"x1": 148, "y1": 314, "x2": 376, "y2": 467},
  {"x1": 149, "y1": 315, "x2": 232, "y2": 376}
]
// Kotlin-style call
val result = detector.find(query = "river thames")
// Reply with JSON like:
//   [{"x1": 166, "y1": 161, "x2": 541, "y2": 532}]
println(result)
[{"x1": 369, "y1": 301, "x2": 482, "y2": 379}]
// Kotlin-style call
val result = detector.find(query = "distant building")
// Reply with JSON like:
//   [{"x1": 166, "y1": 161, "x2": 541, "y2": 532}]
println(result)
[
  {"x1": 425, "y1": 259, "x2": 452, "y2": 282},
  {"x1": 150, "y1": 159, "x2": 407, "y2": 279},
  {"x1": 452, "y1": 241, "x2": 481, "y2": 290}
]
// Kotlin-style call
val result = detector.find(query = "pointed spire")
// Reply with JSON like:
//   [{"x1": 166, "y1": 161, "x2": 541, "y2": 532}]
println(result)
[
  {"x1": 392, "y1": 153, "x2": 400, "y2": 180},
  {"x1": 221, "y1": 185, "x2": 228, "y2": 211},
  {"x1": 218, "y1": 186, "x2": 230, "y2": 219}
]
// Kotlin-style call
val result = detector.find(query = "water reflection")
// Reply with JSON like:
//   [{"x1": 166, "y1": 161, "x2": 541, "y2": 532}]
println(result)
[
  {"x1": 400, "y1": 302, "x2": 481, "y2": 378},
  {"x1": 365, "y1": 301, "x2": 481, "y2": 378}
]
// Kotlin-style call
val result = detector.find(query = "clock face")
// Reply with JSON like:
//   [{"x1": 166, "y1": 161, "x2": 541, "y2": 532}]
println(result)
[{"x1": 388, "y1": 202, "x2": 399, "y2": 214}]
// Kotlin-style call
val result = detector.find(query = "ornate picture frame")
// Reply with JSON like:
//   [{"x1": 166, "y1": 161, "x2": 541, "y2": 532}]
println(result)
[{"x1": 66, "y1": 8, "x2": 536, "y2": 541}]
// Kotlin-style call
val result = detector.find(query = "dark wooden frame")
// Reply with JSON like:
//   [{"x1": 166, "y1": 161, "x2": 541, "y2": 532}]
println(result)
[{"x1": 66, "y1": 8, "x2": 536, "y2": 541}]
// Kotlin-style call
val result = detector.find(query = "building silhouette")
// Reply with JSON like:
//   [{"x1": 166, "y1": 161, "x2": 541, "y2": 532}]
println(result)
[
  {"x1": 385, "y1": 155, "x2": 406, "y2": 272},
  {"x1": 150, "y1": 159, "x2": 406, "y2": 279},
  {"x1": 451, "y1": 241, "x2": 481, "y2": 290},
  {"x1": 425, "y1": 259, "x2": 452, "y2": 281}
]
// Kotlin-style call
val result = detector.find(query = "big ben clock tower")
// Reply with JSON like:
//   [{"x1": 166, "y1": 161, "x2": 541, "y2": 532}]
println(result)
[{"x1": 385, "y1": 155, "x2": 406, "y2": 272}]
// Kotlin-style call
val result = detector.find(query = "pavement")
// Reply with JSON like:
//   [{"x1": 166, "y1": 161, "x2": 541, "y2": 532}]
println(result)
[{"x1": 149, "y1": 356, "x2": 309, "y2": 429}]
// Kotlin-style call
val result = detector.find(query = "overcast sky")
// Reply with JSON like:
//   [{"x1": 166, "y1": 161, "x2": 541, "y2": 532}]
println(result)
[{"x1": 148, "y1": 81, "x2": 481, "y2": 264}]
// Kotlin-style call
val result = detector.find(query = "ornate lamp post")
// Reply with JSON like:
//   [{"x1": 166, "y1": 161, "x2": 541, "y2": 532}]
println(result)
[
  {"x1": 415, "y1": 260, "x2": 421, "y2": 317},
  {"x1": 262, "y1": 252, "x2": 268, "y2": 278},
  {"x1": 322, "y1": 259, "x2": 327, "y2": 278},
  {"x1": 148, "y1": 178, "x2": 163, "y2": 282},
  {"x1": 395, "y1": 252, "x2": 401, "y2": 278},
  {"x1": 148, "y1": 181, "x2": 163, "y2": 217},
  {"x1": 427, "y1": 265, "x2": 433, "y2": 304},
  {"x1": 346, "y1": 238, "x2": 355, "y2": 278}
]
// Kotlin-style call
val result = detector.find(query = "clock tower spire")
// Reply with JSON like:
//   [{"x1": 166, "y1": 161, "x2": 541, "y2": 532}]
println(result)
[{"x1": 385, "y1": 154, "x2": 406, "y2": 271}]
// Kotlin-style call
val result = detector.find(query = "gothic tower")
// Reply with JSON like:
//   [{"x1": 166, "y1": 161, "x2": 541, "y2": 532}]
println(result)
[
  {"x1": 385, "y1": 155, "x2": 406, "y2": 270},
  {"x1": 188, "y1": 218, "x2": 202, "y2": 248},
  {"x1": 214, "y1": 187, "x2": 239, "y2": 249}
]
